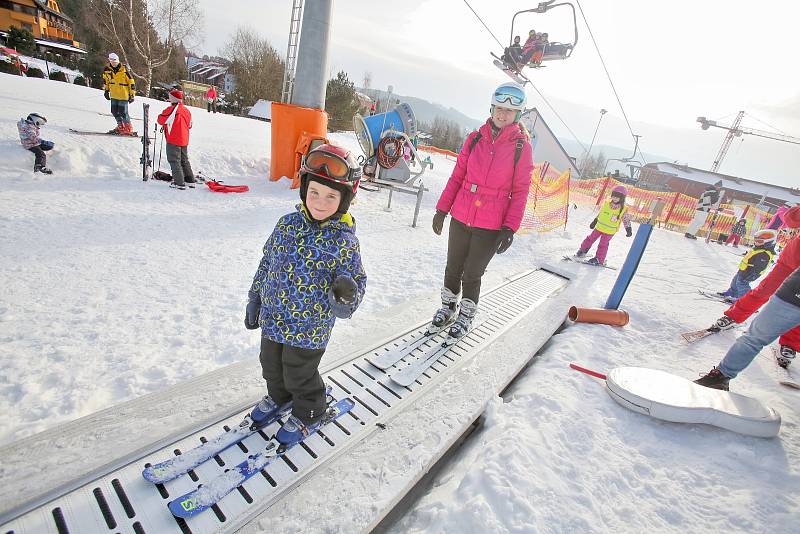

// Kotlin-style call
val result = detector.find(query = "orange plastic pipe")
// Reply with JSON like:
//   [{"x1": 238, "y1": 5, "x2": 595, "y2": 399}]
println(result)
[
  {"x1": 568, "y1": 306, "x2": 629, "y2": 326},
  {"x1": 270, "y1": 102, "x2": 328, "y2": 182}
]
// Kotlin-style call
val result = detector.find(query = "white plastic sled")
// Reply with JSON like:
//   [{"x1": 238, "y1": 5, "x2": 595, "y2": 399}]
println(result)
[{"x1": 605, "y1": 366, "x2": 781, "y2": 438}]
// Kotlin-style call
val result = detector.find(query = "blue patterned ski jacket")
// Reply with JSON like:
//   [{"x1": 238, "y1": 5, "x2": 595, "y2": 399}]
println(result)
[{"x1": 248, "y1": 205, "x2": 367, "y2": 349}]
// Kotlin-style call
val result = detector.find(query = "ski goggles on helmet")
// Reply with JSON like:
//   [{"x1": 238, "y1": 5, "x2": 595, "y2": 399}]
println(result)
[
  {"x1": 493, "y1": 85, "x2": 526, "y2": 109},
  {"x1": 303, "y1": 145, "x2": 360, "y2": 184}
]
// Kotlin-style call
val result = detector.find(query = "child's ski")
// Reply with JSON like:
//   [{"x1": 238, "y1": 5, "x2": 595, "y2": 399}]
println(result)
[
  {"x1": 697, "y1": 290, "x2": 732, "y2": 303},
  {"x1": 142, "y1": 403, "x2": 292, "y2": 484},
  {"x1": 681, "y1": 328, "x2": 719, "y2": 343},
  {"x1": 168, "y1": 398, "x2": 354, "y2": 518},
  {"x1": 143, "y1": 386, "x2": 333, "y2": 484},
  {"x1": 561, "y1": 255, "x2": 618, "y2": 270}
]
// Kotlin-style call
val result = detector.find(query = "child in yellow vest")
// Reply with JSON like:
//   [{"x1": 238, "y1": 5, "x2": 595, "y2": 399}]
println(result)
[
  {"x1": 576, "y1": 185, "x2": 632, "y2": 265},
  {"x1": 715, "y1": 229, "x2": 777, "y2": 303}
]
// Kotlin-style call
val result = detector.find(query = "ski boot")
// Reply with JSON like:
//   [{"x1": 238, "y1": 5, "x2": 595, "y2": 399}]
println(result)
[
  {"x1": 694, "y1": 367, "x2": 730, "y2": 391},
  {"x1": 709, "y1": 316, "x2": 736, "y2": 333},
  {"x1": 777, "y1": 345, "x2": 796, "y2": 369},
  {"x1": 276, "y1": 407, "x2": 334, "y2": 447},
  {"x1": 34, "y1": 165, "x2": 53, "y2": 175},
  {"x1": 586, "y1": 257, "x2": 602, "y2": 266},
  {"x1": 427, "y1": 287, "x2": 458, "y2": 334},
  {"x1": 446, "y1": 298, "x2": 477, "y2": 343},
  {"x1": 249, "y1": 395, "x2": 289, "y2": 429},
  {"x1": 574, "y1": 249, "x2": 588, "y2": 258},
  {"x1": 108, "y1": 125, "x2": 123, "y2": 135}
]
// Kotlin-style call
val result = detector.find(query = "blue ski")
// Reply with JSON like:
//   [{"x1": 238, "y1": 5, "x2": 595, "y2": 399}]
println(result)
[
  {"x1": 143, "y1": 386, "x2": 332, "y2": 484},
  {"x1": 168, "y1": 398, "x2": 355, "y2": 518}
]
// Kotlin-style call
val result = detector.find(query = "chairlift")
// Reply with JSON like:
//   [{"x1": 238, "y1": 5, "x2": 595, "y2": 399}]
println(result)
[{"x1": 491, "y1": 1, "x2": 578, "y2": 82}]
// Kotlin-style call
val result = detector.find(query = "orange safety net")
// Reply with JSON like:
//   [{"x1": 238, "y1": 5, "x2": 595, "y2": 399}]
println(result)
[
  {"x1": 417, "y1": 145, "x2": 458, "y2": 160},
  {"x1": 520, "y1": 164, "x2": 570, "y2": 232}
]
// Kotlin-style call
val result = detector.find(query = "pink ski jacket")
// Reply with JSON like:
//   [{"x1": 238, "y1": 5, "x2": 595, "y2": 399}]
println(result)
[{"x1": 436, "y1": 119, "x2": 534, "y2": 232}]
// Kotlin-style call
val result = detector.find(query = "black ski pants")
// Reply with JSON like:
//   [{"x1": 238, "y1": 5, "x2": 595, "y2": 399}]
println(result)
[
  {"x1": 444, "y1": 218, "x2": 501, "y2": 303},
  {"x1": 28, "y1": 142, "x2": 52, "y2": 169},
  {"x1": 259, "y1": 337, "x2": 327, "y2": 425},
  {"x1": 110, "y1": 99, "x2": 130, "y2": 125},
  {"x1": 166, "y1": 143, "x2": 194, "y2": 186}
]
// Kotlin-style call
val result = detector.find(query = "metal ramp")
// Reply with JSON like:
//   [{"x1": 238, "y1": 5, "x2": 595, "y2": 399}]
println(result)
[{"x1": 0, "y1": 269, "x2": 567, "y2": 534}]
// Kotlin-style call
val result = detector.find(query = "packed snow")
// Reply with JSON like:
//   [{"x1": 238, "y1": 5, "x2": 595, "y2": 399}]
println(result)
[{"x1": 0, "y1": 73, "x2": 798, "y2": 532}]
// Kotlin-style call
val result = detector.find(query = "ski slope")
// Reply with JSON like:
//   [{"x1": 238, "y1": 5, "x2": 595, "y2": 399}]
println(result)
[{"x1": 0, "y1": 73, "x2": 798, "y2": 532}]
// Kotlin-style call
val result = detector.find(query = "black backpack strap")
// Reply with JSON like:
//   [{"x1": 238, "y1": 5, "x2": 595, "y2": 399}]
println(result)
[
  {"x1": 513, "y1": 139, "x2": 524, "y2": 169},
  {"x1": 467, "y1": 131, "x2": 482, "y2": 153}
]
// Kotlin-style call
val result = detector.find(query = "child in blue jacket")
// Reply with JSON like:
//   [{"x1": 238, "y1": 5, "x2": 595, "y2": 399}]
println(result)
[{"x1": 244, "y1": 144, "x2": 367, "y2": 446}]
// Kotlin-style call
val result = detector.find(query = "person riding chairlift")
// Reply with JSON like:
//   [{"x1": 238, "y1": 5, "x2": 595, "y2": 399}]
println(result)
[
  {"x1": 503, "y1": 35, "x2": 523, "y2": 68},
  {"x1": 521, "y1": 32, "x2": 548, "y2": 66}
]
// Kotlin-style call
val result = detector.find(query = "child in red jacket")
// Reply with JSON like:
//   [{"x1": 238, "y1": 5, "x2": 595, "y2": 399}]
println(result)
[{"x1": 157, "y1": 88, "x2": 195, "y2": 190}]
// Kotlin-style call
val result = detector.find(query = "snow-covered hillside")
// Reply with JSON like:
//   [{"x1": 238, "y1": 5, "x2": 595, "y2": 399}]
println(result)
[{"x1": 1, "y1": 73, "x2": 797, "y2": 532}]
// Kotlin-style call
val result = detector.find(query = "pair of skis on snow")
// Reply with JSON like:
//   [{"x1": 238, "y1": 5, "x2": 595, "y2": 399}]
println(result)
[
  {"x1": 143, "y1": 390, "x2": 354, "y2": 518},
  {"x1": 561, "y1": 255, "x2": 618, "y2": 270},
  {"x1": 366, "y1": 317, "x2": 483, "y2": 386}
]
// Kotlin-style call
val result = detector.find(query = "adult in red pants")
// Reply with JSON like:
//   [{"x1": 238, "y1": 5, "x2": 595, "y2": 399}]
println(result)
[{"x1": 710, "y1": 206, "x2": 800, "y2": 367}]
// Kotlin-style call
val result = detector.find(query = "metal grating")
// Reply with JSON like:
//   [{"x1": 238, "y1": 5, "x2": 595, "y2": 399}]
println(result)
[{"x1": 0, "y1": 269, "x2": 566, "y2": 534}]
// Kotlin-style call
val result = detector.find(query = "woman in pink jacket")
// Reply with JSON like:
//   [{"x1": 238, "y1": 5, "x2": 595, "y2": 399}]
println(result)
[{"x1": 429, "y1": 82, "x2": 534, "y2": 340}]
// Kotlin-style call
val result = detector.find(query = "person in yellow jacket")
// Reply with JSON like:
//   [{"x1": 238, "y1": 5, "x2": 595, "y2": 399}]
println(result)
[
  {"x1": 102, "y1": 53, "x2": 136, "y2": 135},
  {"x1": 575, "y1": 185, "x2": 633, "y2": 266},
  {"x1": 714, "y1": 229, "x2": 777, "y2": 303}
]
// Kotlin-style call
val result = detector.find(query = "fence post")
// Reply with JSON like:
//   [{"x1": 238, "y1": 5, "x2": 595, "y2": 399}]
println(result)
[
  {"x1": 663, "y1": 191, "x2": 680, "y2": 227},
  {"x1": 595, "y1": 176, "x2": 611, "y2": 206}
]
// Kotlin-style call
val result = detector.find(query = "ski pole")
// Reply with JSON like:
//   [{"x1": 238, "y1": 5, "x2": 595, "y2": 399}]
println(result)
[
  {"x1": 152, "y1": 121, "x2": 158, "y2": 173},
  {"x1": 156, "y1": 126, "x2": 164, "y2": 172}
]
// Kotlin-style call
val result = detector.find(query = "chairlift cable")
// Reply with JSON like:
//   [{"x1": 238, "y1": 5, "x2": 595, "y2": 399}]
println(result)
[
  {"x1": 575, "y1": 1, "x2": 637, "y2": 143},
  {"x1": 461, "y1": 0, "x2": 505, "y2": 48}
]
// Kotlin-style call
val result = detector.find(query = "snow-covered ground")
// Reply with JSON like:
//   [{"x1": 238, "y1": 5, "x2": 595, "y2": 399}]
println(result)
[{"x1": 1, "y1": 73, "x2": 797, "y2": 532}]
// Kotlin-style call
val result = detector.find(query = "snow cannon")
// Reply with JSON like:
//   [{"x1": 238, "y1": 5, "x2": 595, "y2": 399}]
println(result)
[{"x1": 353, "y1": 103, "x2": 417, "y2": 158}]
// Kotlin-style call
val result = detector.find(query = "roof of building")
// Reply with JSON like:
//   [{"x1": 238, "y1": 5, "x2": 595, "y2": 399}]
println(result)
[
  {"x1": 646, "y1": 162, "x2": 799, "y2": 205},
  {"x1": 33, "y1": 38, "x2": 87, "y2": 54}
]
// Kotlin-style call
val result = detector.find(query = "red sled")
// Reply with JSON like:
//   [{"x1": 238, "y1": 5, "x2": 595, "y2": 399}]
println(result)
[{"x1": 206, "y1": 180, "x2": 249, "y2": 193}]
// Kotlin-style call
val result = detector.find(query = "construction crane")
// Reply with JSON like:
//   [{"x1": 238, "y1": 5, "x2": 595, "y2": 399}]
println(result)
[{"x1": 697, "y1": 111, "x2": 800, "y2": 172}]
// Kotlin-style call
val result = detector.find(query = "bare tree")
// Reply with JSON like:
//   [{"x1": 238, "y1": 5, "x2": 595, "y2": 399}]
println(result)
[
  {"x1": 221, "y1": 27, "x2": 284, "y2": 109},
  {"x1": 87, "y1": 0, "x2": 203, "y2": 96}
]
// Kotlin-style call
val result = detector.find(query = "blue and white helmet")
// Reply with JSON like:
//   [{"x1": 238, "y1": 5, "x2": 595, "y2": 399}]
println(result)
[{"x1": 491, "y1": 82, "x2": 527, "y2": 111}]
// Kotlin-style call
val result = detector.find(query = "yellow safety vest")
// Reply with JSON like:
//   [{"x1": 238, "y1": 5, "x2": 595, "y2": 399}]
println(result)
[
  {"x1": 595, "y1": 201, "x2": 626, "y2": 235},
  {"x1": 739, "y1": 248, "x2": 774, "y2": 272}
]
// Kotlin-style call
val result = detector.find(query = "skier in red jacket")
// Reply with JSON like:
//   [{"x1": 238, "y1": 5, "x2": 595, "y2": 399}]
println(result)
[
  {"x1": 157, "y1": 88, "x2": 195, "y2": 190},
  {"x1": 709, "y1": 205, "x2": 800, "y2": 368}
]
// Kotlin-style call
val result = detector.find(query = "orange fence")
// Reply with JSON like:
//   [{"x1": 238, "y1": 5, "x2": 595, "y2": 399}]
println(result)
[
  {"x1": 569, "y1": 176, "x2": 774, "y2": 244},
  {"x1": 418, "y1": 145, "x2": 458, "y2": 160},
  {"x1": 520, "y1": 166, "x2": 570, "y2": 232}
]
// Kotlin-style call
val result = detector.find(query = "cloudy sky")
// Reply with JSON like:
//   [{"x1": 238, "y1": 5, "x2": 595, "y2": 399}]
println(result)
[{"x1": 197, "y1": 0, "x2": 800, "y2": 188}]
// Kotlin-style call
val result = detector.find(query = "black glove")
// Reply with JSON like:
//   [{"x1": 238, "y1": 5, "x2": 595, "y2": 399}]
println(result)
[
  {"x1": 104, "y1": 90, "x2": 110, "y2": 100},
  {"x1": 244, "y1": 300, "x2": 261, "y2": 330},
  {"x1": 496, "y1": 226, "x2": 514, "y2": 254},
  {"x1": 331, "y1": 275, "x2": 357, "y2": 304},
  {"x1": 432, "y1": 210, "x2": 447, "y2": 235},
  {"x1": 128, "y1": 95, "x2": 135, "y2": 103},
  {"x1": 626, "y1": 227, "x2": 632, "y2": 237},
  {"x1": 589, "y1": 218, "x2": 597, "y2": 229}
]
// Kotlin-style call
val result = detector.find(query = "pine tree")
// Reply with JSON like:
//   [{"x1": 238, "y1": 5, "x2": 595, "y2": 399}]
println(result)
[{"x1": 325, "y1": 71, "x2": 359, "y2": 132}]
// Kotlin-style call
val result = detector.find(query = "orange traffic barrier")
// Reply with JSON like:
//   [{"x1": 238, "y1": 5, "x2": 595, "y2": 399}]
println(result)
[
  {"x1": 418, "y1": 145, "x2": 458, "y2": 159},
  {"x1": 568, "y1": 306, "x2": 629, "y2": 326},
  {"x1": 270, "y1": 102, "x2": 328, "y2": 182}
]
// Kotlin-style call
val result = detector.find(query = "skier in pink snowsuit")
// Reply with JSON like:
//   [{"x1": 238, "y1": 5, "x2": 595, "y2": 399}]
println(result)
[{"x1": 429, "y1": 82, "x2": 534, "y2": 340}]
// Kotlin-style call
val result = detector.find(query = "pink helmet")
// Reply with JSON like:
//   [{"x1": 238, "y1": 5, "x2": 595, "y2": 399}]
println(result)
[{"x1": 611, "y1": 185, "x2": 628, "y2": 196}]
